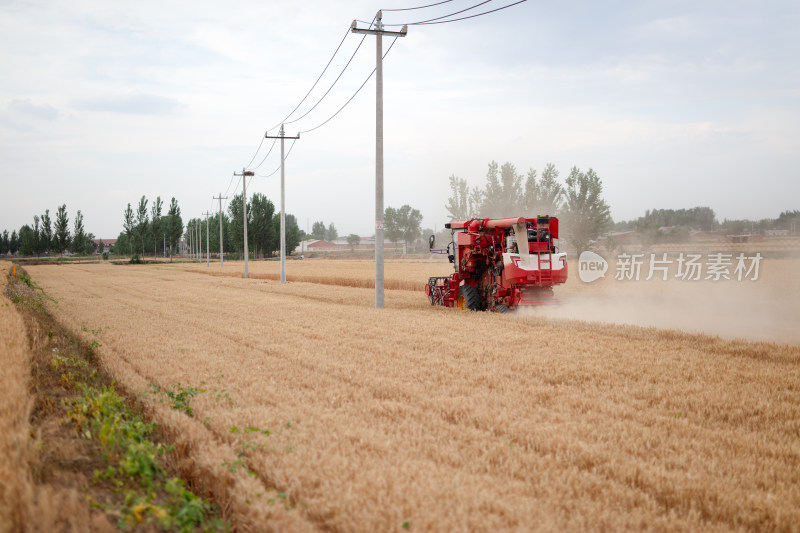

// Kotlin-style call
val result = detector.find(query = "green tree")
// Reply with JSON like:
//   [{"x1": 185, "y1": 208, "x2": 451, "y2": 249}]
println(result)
[
  {"x1": 1, "y1": 230, "x2": 8, "y2": 255},
  {"x1": 166, "y1": 197, "x2": 183, "y2": 260},
  {"x1": 135, "y1": 196, "x2": 149, "y2": 258},
  {"x1": 384, "y1": 207, "x2": 402, "y2": 249},
  {"x1": 123, "y1": 203, "x2": 135, "y2": 256},
  {"x1": 40, "y1": 209, "x2": 53, "y2": 254},
  {"x1": 151, "y1": 196, "x2": 163, "y2": 257},
  {"x1": 250, "y1": 193, "x2": 276, "y2": 258},
  {"x1": 398, "y1": 205, "x2": 423, "y2": 252},
  {"x1": 19, "y1": 225, "x2": 34, "y2": 256},
  {"x1": 227, "y1": 193, "x2": 250, "y2": 255},
  {"x1": 71, "y1": 210, "x2": 87, "y2": 254},
  {"x1": 273, "y1": 213, "x2": 302, "y2": 255},
  {"x1": 32, "y1": 215, "x2": 42, "y2": 257},
  {"x1": 10, "y1": 230, "x2": 19, "y2": 255},
  {"x1": 346, "y1": 233, "x2": 360, "y2": 251},
  {"x1": 54, "y1": 204, "x2": 70, "y2": 255},
  {"x1": 311, "y1": 221, "x2": 326, "y2": 240},
  {"x1": 563, "y1": 167, "x2": 611, "y2": 254}
]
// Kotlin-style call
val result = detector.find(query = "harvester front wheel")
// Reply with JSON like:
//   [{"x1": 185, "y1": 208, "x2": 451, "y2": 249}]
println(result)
[
  {"x1": 494, "y1": 304, "x2": 509, "y2": 314},
  {"x1": 457, "y1": 285, "x2": 480, "y2": 311}
]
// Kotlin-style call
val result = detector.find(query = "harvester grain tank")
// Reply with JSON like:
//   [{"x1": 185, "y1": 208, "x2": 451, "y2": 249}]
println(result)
[{"x1": 426, "y1": 216, "x2": 567, "y2": 311}]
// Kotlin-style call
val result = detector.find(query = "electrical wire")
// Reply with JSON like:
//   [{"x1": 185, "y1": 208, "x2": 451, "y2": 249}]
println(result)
[
  {"x1": 256, "y1": 139, "x2": 298, "y2": 178},
  {"x1": 382, "y1": 0, "x2": 525, "y2": 26},
  {"x1": 298, "y1": 36, "x2": 400, "y2": 135},
  {"x1": 265, "y1": 26, "x2": 352, "y2": 133},
  {"x1": 249, "y1": 138, "x2": 278, "y2": 171},
  {"x1": 405, "y1": 0, "x2": 492, "y2": 24},
  {"x1": 382, "y1": 0, "x2": 455, "y2": 11},
  {"x1": 223, "y1": 172, "x2": 237, "y2": 198},
  {"x1": 283, "y1": 15, "x2": 376, "y2": 126},
  {"x1": 243, "y1": 135, "x2": 267, "y2": 170}
]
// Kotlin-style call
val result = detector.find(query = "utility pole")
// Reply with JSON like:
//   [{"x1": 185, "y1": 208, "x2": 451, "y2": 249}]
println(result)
[
  {"x1": 234, "y1": 168, "x2": 254, "y2": 278},
  {"x1": 265, "y1": 125, "x2": 300, "y2": 284},
  {"x1": 213, "y1": 194, "x2": 227, "y2": 267},
  {"x1": 196, "y1": 219, "x2": 201, "y2": 262},
  {"x1": 203, "y1": 211, "x2": 212, "y2": 267},
  {"x1": 352, "y1": 13, "x2": 407, "y2": 308}
]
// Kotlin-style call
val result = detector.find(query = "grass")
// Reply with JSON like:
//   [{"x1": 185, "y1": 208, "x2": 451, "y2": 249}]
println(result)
[{"x1": 22, "y1": 260, "x2": 800, "y2": 532}]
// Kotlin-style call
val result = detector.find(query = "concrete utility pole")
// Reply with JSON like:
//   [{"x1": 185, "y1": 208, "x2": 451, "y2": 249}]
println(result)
[
  {"x1": 196, "y1": 219, "x2": 201, "y2": 262},
  {"x1": 203, "y1": 211, "x2": 212, "y2": 267},
  {"x1": 351, "y1": 12, "x2": 407, "y2": 308},
  {"x1": 213, "y1": 194, "x2": 228, "y2": 267},
  {"x1": 234, "y1": 168, "x2": 255, "y2": 278},
  {"x1": 265, "y1": 125, "x2": 300, "y2": 284}
]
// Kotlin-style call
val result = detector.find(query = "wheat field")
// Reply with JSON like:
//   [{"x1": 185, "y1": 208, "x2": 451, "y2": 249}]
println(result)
[
  {"x1": 0, "y1": 262, "x2": 34, "y2": 533},
  {"x1": 20, "y1": 261, "x2": 800, "y2": 532}
]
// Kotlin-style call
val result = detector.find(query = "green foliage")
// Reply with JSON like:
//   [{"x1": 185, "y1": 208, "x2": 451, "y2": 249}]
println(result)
[
  {"x1": 311, "y1": 221, "x2": 326, "y2": 240},
  {"x1": 346, "y1": 233, "x2": 360, "y2": 250},
  {"x1": 384, "y1": 205, "x2": 423, "y2": 251},
  {"x1": 54, "y1": 204, "x2": 71, "y2": 255},
  {"x1": 66, "y1": 383, "x2": 226, "y2": 531},
  {"x1": 149, "y1": 383, "x2": 204, "y2": 417},
  {"x1": 71, "y1": 209, "x2": 87, "y2": 254},
  {"x1": 563, "y1": 167, "x2": 611, "y2": 254}
]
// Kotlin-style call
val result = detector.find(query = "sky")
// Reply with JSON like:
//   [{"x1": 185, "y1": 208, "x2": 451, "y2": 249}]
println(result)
[{"x1": 1, "y1": 0, "x2": 798, "y2": 239}]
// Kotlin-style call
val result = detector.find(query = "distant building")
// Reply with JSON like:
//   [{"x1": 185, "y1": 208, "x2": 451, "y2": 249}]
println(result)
[{"x1": 93, "y1": 239, "x2": 117, "y2": 253}]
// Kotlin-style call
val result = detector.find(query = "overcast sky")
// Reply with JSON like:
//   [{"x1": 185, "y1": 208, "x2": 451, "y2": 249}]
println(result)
[{"x1": 1, "y1": 0, "x2": 798, "y2": 239}]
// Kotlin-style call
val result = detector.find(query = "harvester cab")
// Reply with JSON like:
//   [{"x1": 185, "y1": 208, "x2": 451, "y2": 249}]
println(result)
[{"x1": 425, "y1": 216, "x2": 568, "y2": 312}]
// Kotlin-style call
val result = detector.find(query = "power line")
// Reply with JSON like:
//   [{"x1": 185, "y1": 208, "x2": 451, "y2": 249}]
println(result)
[
  {"x1": 265, "y1": 27, "x2": 352, "y2": 132},
  {"x1": 243, "y1": 134, "x2": 267, "y2": 170},
  {"x1": 223, "y1": 172, "x2": 237, "y2": 198},
  {"x1": 297, "y1": 36, "x2": 400, "y2": 135},
  {"x1": 382, "y1": 0, "x2": 455, "y2": 11},
  {"x1": 256, "y1": 139, "x2": 298, "y2": 178},
  {"x1": 382, "y1": 0, "x2": 526, "y2": 26},
  {"x1": 249, "y1": 137, "x2": 278, "y2": 171},
  {"x1": 405, "y1": 0, "x2": 493, "y2": 24},
  {"x1": 283, "y1": 18, "x2": 375, "y2": 127}
]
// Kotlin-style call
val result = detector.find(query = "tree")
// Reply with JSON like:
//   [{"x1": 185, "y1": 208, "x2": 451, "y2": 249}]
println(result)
[
  {"x1": 325, "y1": 223, "x2": 338, "y2": 242},
  {"x1": 445, "y1": 175, "x2": 470, "y2": 221},
  {"x1": 10, "y1": 230, "x2": 19, "y2": 255},
  {"x1": 123, "y1": 203, "x2": 135, "y2": 256},
  {"x1": 166, "y1": 197, "x2": 183, "y2": 260},
  {"x1": 32, "y1": 215, "x2": 42, "y2": 257},
  {"x1": 250, "y1": 193, "x2": 276, "y2": 258},
  {"x1": 1, "y1": 230, "x2": 8, "y2": 256},
  {"x1": 563, "y1": 167, "x2": 611, "y2": 254},
  {"x1": 71, "y1": 210, "x2": 87, "y2": 254},
  {"x1": 18, "y1": 225, "x2": 34, "y2": 256},
  {"x1": 151, "y1": 196, "x2": 163, "y2": 257},
  {"x1": 54, "y1": 204, "x2": 70, "y2": 255},
  {"x1": 227, "y1": 193, "x2": 251, "y2": 255},
  {"x1": 136, "y1": 196, "x2": 149, "y2": 258},
  {"x1": 274, "y1": 213, "x2": 302, "y2": 255},
  {"x1": 384, "y1": 207, "x2": 402, "y2": 249},
  {"x1": 40, "y1": 209, "x2": 53, "y2": 254},
  {"x1": 399, "y1": 205, "x2": 423, "y2": 252},
  {"x1": 523, "y1": 163, "x2": 564, "y2": 216},
  {"x1": 346, "y1": 234, "x2": 360, "y2": 251},
  {"x1": 478, "y1": 161, "x2": 523, "y2": 217},
  {"x1": 311, "y1": 221, "x2": 326, "y2": 240}
]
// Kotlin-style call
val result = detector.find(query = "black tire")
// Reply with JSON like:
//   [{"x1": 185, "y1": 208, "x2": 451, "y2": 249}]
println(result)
[
  {"x1": 494, "y1": 304, "x2": 509, "y2": 314},
  {"x1": 457, "y1": 284, "x2": 481, "y2": 311}
]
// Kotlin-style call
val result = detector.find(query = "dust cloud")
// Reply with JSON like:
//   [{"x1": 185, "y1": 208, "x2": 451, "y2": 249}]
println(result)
[{"x1": 521, "y1": 257, "x2": 800, "y2": 344}]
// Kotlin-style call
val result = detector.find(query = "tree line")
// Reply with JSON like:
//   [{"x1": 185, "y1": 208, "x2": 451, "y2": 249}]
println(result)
[
  {"x1": 2, "y1": 205, "x2": 95, "y2": 257},
  {"x1": 184, "y1": 192, "x2": 303, "y2": 259},
  {"x1": 445, "y1": 161, "x2": 612, "y2": 253},
  {"x1": 117, "y1": 196, "x2": 183, "y2": 260}
]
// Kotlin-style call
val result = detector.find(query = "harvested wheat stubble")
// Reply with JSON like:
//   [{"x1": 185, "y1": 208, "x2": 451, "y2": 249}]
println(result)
[
  {"x1": 28, "y1": 262, "x2": 800, "y2": 532},
  {"x1": 0, "y1": 262, "x2": 34, "y2": 533}
]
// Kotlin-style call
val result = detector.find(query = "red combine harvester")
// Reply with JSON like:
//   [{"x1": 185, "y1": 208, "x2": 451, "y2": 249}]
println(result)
[{"x1": 426, "y1": 216, "x2": 567, "y2": 312}]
